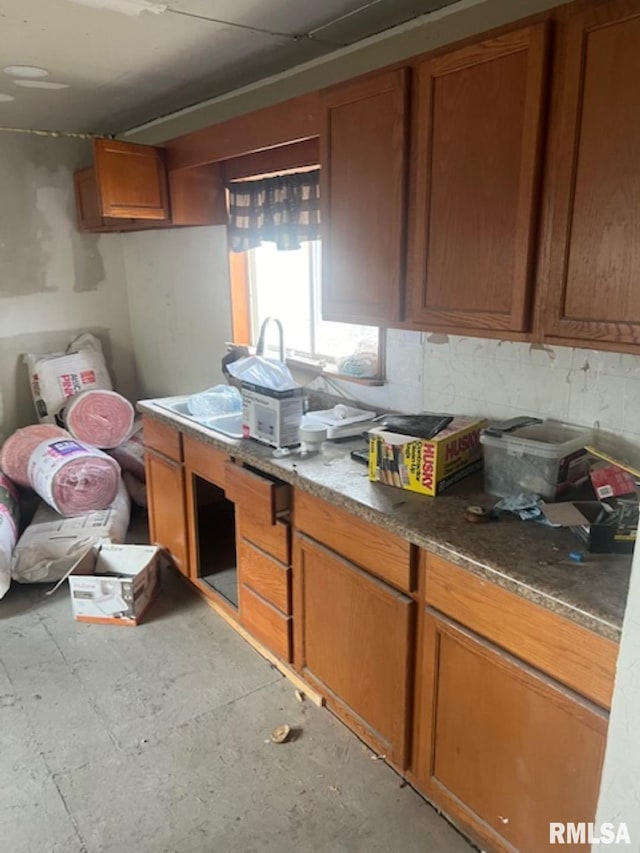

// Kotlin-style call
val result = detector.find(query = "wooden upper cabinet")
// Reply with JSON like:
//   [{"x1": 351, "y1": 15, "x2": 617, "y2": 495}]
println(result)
[
  {"x1": 93, "y1": 138, "x2": 170, "y2": 220},
  {"x1": 74, "y1": 141, "x2": 228, "y2": 232},
  {"x1": 74, "y1": 167, "x2": 106, "y2": 231},
  {"x1": 406, "y1": 24, "x2": 549, "y2": 333},
  {"x1": 321, "y1": 68, "x2": 409, "y2": 325},
  {"x1": 540, "y1": 0, "x2": 640, "y2": 348}
]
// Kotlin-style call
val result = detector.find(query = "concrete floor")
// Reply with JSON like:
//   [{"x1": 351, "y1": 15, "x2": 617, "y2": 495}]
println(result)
[{"x1": 1, "y1": 525, "x2": 474, "y2": 853}]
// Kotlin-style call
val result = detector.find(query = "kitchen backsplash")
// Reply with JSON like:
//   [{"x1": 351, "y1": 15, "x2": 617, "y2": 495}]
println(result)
[{"x1": 311, "y1": 330, "x2": 640, "y2": 449}]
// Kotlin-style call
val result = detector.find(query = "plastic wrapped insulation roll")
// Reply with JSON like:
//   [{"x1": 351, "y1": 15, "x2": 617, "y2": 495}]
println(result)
[
  {"x1": 61, "y1": 390, "x2": 135, "y2": 449},
  {"x1": 28, "y1": 438, "x2": 120, "y2": 517},
  {"x1": 0, "y1": 473, "x2": 19, "y2": 599},
  {"x1": 11, "y1": 480, "x2": 130, "y2": 584},
  {"x1": 0, "y1": 424, "x2": 70, "y2": 487},
  {"x1": 109, "y1": 420, "x2": 145, "y2": 481}
]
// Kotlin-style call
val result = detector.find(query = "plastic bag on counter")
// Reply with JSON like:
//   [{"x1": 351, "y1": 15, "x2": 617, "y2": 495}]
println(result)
[
  {"x1": 187, "y1": 385, "x2": 242, "y2": 417},
  {"x1": 224, "y1": 356, "x2": 299, "y2": 391}
]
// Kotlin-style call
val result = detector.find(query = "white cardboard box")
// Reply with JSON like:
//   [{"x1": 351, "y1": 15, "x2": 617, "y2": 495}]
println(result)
[
  {"x1": 241, "y1": 382, "x2": 304, "y2": 448},
  {"x1": 67, "y1": 544, "x2": 162, "y2": 626}
]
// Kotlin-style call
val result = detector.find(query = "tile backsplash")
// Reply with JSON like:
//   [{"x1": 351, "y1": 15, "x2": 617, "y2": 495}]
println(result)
[{"x1": 312, "y1": 330, "x2": 640, "y2": 449}]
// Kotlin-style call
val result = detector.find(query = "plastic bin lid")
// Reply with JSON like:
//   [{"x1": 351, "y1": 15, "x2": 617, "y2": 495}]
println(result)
[{"x1": 480, "y1": 419, "x2": 592, "y2": 459}]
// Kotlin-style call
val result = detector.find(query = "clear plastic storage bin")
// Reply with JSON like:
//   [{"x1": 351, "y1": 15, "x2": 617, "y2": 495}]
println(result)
[{"x1": 480, "y1": 419, "x2": 592, "y2": 499}]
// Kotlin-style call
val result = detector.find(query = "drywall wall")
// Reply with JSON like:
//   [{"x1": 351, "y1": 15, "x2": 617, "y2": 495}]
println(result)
[
  {"x1": 311, "y1": 330, "x2": 640, "y2": 459},
  {"x1": 127, "y1": 0, "x2": 569, "y2": 144},
  {"x1": 0, "y1": 133, "x2": 138, "y2": 437},
  {"x1": 595, "y1": 540, "x2": 640, "y2": 848},
  {"x1": 121, "y1": 226, "x2": 232, "y2": 399}
]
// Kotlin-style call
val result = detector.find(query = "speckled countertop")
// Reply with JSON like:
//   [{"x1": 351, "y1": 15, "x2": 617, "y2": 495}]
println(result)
[{"x1": 139, "y1": 398, "x2": 633, "y2": 643}]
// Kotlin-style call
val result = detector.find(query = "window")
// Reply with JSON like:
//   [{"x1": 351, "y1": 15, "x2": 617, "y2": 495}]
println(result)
[{"x1": 230, "y1": 240, "x2": 384, "y2": 381}]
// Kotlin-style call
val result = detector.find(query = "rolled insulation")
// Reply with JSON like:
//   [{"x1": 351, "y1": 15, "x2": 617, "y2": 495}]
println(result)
[
  {"x1": 11, "y1": 480, "x2": 130, "y2": 584},
  {"x1": 0, "y1": 424, "x2": 70, "y2": 487},
  {"x1": 61, "y1": 390, "x2": 135, "y2": 449},
  {"x1": 28, "y1": 437, "x2": 120, "y2": 517},
  {"x1": 109, "y1": 419, "x2": 145, "y2": 481},
  {"x1": 0, "y1": 473, "x2": 19, "y2": 599}
]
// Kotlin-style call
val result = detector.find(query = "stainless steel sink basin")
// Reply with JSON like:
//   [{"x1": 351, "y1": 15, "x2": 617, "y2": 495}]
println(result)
[{"x1": 155, "y1": 399, "x2": 243, "y2": 439}]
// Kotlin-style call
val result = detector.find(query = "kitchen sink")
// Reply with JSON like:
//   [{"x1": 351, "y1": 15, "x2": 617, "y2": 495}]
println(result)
[{"x1": 154, "y1": 398, "x2": 243, "y2": 439}]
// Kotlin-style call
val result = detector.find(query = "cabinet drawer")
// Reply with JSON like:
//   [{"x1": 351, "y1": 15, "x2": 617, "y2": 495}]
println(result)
[
  {"x1": 424, "y1": 552, "x2": 618, "y2": 709},
  {"x1": 240, "y1": 583, "x2": 292, "y2": 662},
  {"x1": 142, "y1": 416, "x2": 182, "y2": 462},
  {"x1": 294, "y1": 490, "x2": 413, "y2": 592},
  {"x1": 238, "y1": 538, "x2": 290, "y2": 614},
  {"x1": 184, "y1": 435, "x2": 227, "y2": 487},
  {"x1": 224, "y1": 461, "x2": 291, "y2": 523},
  {"x1": 237, "y1": 509, "x2": 290, "y2": 569}
]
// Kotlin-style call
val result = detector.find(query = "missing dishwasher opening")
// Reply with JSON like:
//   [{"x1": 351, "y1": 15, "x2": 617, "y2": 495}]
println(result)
[{"x1": 192, "y1": 474, "x2": 238, "y2": 609}]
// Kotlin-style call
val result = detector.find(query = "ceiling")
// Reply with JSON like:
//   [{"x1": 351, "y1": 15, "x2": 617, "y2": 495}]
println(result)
[{"x1": 0, "y1": 0, "x2": 461, "y2": 137}]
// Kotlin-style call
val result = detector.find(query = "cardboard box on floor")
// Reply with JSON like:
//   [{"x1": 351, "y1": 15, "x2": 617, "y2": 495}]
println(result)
[{"x1": 66, "y1": 543, "x2": 162, "y2": 626}]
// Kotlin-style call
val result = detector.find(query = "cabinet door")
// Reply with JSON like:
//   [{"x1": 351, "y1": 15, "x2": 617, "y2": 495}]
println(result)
[
  {"x1": 321, "y1": 69, "x2": 409, "y2": 325},
  {"x1": 168, "y1": 164, "x2": 228, "y2": 226},
  {"x1": 414, "y1": 611, "x2": 607, "y2": 853},
  {"x1": 74, "y1": 167, "x2": 103, "y2": 230},
  {"x1": 540, "y1": 0, "x2": 640, "y2": 348},
  {"x1": 293, "y1": 534, "x2": 413, "y2": 766},
  {"x1": 145, "y1": 448, "x2": 188, "y2": 576},
  {"x1": 407, "y1": 24, "x2": 549, "y2": 332},
  {"x1": 93, "y1": 138, "x2": 170, "y2": 220}
]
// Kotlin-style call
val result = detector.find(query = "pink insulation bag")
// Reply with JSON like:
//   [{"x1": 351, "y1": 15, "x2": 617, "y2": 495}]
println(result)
[
  {"x1": 59, "y1": 390, "x2": 135, "y2": 449},
  {"x1": 28, "y1": 437, "x2": 121, "y2": 517}
]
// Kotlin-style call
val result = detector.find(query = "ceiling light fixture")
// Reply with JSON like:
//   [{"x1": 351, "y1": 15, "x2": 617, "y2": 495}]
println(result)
[
  {"x1": 13, "y1": 80, "x2": 70, "y2": 90},
  {"x1": 3, "y1": 65, "x2": 49, "y2": 78},
  {"x1": 0, "y1": 93, "x2": 16, "y2": 102},
  {"x1": 64, "y1": 0, "x2": 167, "y2": 15}
]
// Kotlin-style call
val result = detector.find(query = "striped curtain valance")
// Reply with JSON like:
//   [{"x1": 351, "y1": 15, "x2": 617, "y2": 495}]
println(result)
[{"x1": 226, "y1": 169, "x2": 321, "y2": 252}]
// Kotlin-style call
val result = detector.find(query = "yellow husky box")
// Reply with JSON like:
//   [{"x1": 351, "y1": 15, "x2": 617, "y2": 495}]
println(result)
[{"x1": 368, "y1": 417, "x2": 487, "y2": 496}]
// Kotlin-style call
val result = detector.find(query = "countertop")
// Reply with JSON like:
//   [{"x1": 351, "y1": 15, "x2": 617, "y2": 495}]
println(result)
[{"x1": 139, "y1": 398, "x2": 633, "y2": 642}]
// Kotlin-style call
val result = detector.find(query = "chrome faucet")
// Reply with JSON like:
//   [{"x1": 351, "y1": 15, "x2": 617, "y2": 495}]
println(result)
[{"x1": 255, "y1": 316, "x2": 284, "y2": 361}]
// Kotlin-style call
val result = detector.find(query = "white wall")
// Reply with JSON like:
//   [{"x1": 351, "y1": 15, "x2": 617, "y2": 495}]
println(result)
[
  {"x1": 0, "y1": 134, "x2": 138, "y2": 437},
  {"x1": 311, "y1": 331, "x2": 640, "y2": 461},
  {"x1": 595, "y1": 542, "x2": 640, "y2": 848},
  {"x1": 121, "y1": 226, "x2": 232, "y2": 399}
]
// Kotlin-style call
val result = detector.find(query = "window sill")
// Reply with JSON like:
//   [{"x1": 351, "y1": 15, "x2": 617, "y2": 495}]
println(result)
[{"x1": 286, "y1": 357, "x2": 385, "y2": 387}]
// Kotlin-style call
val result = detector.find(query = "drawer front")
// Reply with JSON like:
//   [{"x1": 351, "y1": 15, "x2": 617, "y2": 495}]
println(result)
[
  {"x1": 225, "y1": 461, "x2": 291, "y2": 523},
  {"x1": 294, "y1": 490, "x2": 413, "y2": 592},
  {"x1": 424, "y1": 552, "x2": 618, "y2": 709},
  {"x1": 240, "y1": 583, "x2": 292, "y2": 662},
  {"x1": 142, "y1": 416, "x2": 182, "y2": 462},
  {"x1": 237, "y1": 509, "x2": 290, "y2": 565},
  {"x1": 184, "y1": 434, "x2": 227, "y2": 487},
  {"x1": 238, "y1": 537, "x2": 290, "y2": 614}
]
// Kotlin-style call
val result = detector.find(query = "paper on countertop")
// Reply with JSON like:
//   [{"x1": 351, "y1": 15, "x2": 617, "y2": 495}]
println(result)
[{"x1": 304, "y1": 406, "x2": 376, "y2": 427}]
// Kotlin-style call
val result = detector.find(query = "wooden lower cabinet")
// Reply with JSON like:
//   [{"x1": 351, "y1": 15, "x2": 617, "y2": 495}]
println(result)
[
  {"x1": 237, "y1": 532, "x2": 292, "y2": 662},
  {"x1": 293, "y1": 533, "x2": 414, "y2": 767},
  {"x1": 414, "y1": 610, "x2": 608, "y2": 853},
  {"x1": 145, "y1": 447, "x2": 188, "y2": 576},
  {"x1": 239, "y1": 583, "x2": 292, "y2": 662}
]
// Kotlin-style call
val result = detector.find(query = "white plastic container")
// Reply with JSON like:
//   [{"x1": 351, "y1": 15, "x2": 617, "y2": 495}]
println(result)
[{"x1": 480, "y1": 419, "x2": 592, "y2": 499}]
